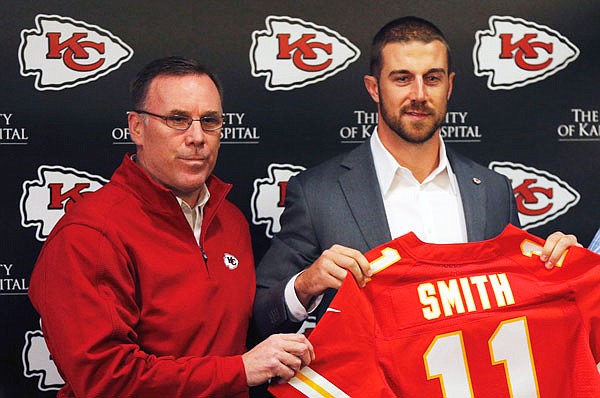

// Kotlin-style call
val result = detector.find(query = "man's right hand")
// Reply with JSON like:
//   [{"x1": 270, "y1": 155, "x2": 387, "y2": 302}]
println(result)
[
  {"x1": 242, "y1": 333, "x2": 314, "y2": 386},
  {"x1": 294, "y1": 244, "x2": 370, "y2": 308}
]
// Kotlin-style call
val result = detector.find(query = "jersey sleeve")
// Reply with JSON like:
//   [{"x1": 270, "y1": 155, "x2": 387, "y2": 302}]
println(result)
[{"x1": 269, "y1": 273, "x2": 396, "y2": 397}]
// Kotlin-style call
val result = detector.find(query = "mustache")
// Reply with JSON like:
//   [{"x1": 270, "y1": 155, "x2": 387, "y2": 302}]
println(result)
[{"x1": 402, "y1": 103, "x2": 434, "y2": 114}]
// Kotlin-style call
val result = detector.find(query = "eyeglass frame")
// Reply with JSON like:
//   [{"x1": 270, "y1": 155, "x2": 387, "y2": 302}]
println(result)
[{"x1": 130, "y1": 109, "x2": 225, "y2": 132}]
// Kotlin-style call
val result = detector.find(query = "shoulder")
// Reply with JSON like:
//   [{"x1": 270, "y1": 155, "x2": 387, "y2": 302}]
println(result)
[
  {"x1": 49, "y1": 182, "x2": 129, "y2": 237},
  {"x1": 218, "y1": 198, "x2": 250, "y2": 228},
  {"x1": 294, "y1": 141, "x2": 371, "y2": 185},
  {"x1": 447, "y1": 147, "x2": 510, "y2": 183},
  {"x1": 74, "y1": 181, "x2": 128, "y2": 215}
]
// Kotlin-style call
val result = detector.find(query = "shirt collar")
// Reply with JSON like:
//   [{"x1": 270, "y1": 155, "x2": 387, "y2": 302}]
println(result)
[
  {"x1": 130, "y1": 153, "x2": 212, "y2": 212},
  {"x1": 370, "y1": 127, "x2": 459, "y2": 195},
  {"x1": 176, "y1": 184, "x2": 210, "y2": 213}
]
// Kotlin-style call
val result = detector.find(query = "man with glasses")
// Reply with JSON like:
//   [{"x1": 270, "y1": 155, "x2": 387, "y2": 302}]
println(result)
[
  {"x1": 253, "y1": 17, "x2": 580, "y2": 339},
  {"x1": 29, "y1": 56, "x2": 313, "y2": 398}
]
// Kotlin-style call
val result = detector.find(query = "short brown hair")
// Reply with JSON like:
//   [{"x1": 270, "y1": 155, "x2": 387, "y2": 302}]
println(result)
[
  {"x1": 130, "y1": 56, "x2": 223, "y2": 109},
  {"x1": 369, "y1": 16, "x2": 452, "y2": 78}
]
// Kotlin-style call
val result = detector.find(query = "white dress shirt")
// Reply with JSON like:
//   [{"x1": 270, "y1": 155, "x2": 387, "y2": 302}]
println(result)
[
  {"x1": 176, "y1": 184, "x2": 210, "y2": 246},
  {"x1": 371, "y1": 128, "x2": 468, "y2": 244}
]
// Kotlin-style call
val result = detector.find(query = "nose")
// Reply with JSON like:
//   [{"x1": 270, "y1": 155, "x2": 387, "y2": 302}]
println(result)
[
  {"x1": 409, "y1": 77, "x2": 426, "y2": 102},
  {"x1": 185, "y1": 120, "x2": 207, "y2": 146}
]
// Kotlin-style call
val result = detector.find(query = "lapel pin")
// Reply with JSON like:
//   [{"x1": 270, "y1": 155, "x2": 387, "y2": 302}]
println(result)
[{"x1": 472, "y1": 177, "x2": 482, "y2": 185}]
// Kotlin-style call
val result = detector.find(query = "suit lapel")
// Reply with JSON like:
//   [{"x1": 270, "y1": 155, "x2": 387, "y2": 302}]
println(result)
[
  {"x1": 448, "y1": 148, "x2": 487, "y2": 242},
  {"x1": 338, "y1": 142, "x2": 391, "y2": 251}
]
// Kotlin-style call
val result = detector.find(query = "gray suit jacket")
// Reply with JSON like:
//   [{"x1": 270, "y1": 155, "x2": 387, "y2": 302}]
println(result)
[{"x1": 253, "y1": 141, "x2": 520, "y2": 338}]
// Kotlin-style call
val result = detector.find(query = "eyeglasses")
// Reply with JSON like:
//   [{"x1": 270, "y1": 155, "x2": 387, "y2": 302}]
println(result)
[{"x1": 132, "y1": 110, "x2": 224, "y2": 132}]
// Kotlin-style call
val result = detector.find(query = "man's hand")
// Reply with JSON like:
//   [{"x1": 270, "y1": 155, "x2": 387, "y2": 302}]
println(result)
[
  {"x1": 294, "y1": 244, "x2": 370, "y2": 308},
  {"x1": 242, "y1": 333, "x2": 314, "y2": 386},
  {"x1": 541, "y1": 231, "x2": 582, "y2": 269}
]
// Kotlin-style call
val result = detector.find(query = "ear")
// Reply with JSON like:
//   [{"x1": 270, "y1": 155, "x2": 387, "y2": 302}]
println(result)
[
  {"x1": 363, "y1": 75, "x2": 380, "y2": 104},
  {"x1": 128, "y1": 111, "x2": 144, "y2": 146},
  {"x1": 447, "y1": 71, "x2": 455, "y2": 101}
]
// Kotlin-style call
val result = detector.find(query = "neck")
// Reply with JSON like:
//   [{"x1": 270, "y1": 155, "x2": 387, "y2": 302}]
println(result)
[
  {"x1": 134, "y1": 151, "x2": 202, "y2": 207},
  {"x1": 179, "y1": 192, "x2": 200, "y2": 208},
  {"x1": 377, "y1": 125, "x2": 441, "y2": 183}
]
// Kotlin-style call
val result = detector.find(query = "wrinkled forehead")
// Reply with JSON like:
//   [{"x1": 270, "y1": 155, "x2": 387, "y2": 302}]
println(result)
[
  {"x1": 145, "y1": 74, "x2": 222, "y2": 111},
  {"x1": 380, "y1": 40, "x2": 450, "y2": 73}
]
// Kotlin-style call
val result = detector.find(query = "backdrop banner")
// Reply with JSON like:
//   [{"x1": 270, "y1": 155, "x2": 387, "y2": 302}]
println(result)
[{"x1": 1, "y1": 1, "x2": 598, "y2": 396}]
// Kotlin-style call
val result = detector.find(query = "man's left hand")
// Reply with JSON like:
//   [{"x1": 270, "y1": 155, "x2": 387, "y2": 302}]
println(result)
[{"x1": 541, "y1": 231, "x2": 582, "y2": 269}]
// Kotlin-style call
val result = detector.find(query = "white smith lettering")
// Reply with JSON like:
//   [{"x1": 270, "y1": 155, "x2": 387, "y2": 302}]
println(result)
[{"x1": 418, "y1": 273, "x2": 515, "y2": 320}]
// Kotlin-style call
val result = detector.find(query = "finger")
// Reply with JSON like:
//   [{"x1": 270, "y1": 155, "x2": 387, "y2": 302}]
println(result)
[
  {"x1": 306, "y1": 337, "x2": 315, "y2": 363},
  {"x1": 278, "y1": 334, "x2": 315, "y2": 366},
  {"x1": 294, "y1": 261, "x2": 345, "y2": 301},
  {"x1": 310, "y1": 255, "x2": 347, "y2": 288},
  {"x1": 278, "y1": 333, "x2": 312, "y2": 350},
  {"x1": 336, "y1": 255, "x2": 368, "y2": 287},
  {"x1": 540, "y1": 232, "x2": 563, "y2": 262},
  {"x1": 325, "y1": 250, "x2": 367, "y2": 287},
  {"x1": 304, "y1": 339, "x2": 315, "y2": 366},
  {"x1": 275, "y1": 350, "x2": 303, "y2": 374},
  {"x1": 282, "y1": 341, "x2": 313, "y2": 367},
  {"x1": 272, "y1": 362, "x2": 296, "y2": 382},
  {"x1": 541, "y1": 232, "x2": 580, "y2": 269},
  {"x1": 330, "y1": 244, "x2": 371, "y2": 278}
]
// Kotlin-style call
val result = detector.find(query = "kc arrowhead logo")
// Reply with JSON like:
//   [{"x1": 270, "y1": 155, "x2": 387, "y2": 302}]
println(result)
[
  {"x1": 19, "y1": 14, "x2": 134, "y2": 91},
  {"x1": 250, "y1": 16, "x2": 360, "y2": 91},
  {"x1": 473, "y1": 16, "x2": 579, "y2": 90},
  {"x1": 251, "y1": 163, "x2": 306, "y2": 237},
  {"x1": 20, "y1": 165, "x2": 108, "y2": 241},
  {"x1": 489, "y1": 161, "x2": 580, "y2": 229},
  {"x1": 23, "y1": 321, "x2": 65, "y2": 391}
]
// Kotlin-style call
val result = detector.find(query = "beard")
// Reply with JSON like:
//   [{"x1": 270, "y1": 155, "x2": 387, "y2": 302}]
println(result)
[{"x1": 379, "y1": 91, "x2": 445, "y2": 144}]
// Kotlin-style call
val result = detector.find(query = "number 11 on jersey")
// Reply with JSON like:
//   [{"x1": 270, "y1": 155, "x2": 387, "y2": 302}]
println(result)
[{"x1": 424, "y1": 316, "x2": 539, "y2": 397}]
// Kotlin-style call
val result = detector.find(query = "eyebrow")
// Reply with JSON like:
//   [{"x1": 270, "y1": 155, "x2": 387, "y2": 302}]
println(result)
[
  {"x1": 387, "y1": 67, "x2": 447, "y2": 77},
  {"x1": 167, "y1": 109, "x2": 222, "y2": 116},
  {"x1": 202, "y1": 110, "x2": 223, "y2": 117},
  {"x1": 166, "y1": 109, "x2": 191, "y2": 116},
  {"x1": 425, "y1": 68, "x2": 447, "y2": 75}
]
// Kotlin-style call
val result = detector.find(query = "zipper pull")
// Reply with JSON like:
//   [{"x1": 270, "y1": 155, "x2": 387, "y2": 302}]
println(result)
[{"x1": 200, "y1": 244, "x2": 209, "y2": 265}]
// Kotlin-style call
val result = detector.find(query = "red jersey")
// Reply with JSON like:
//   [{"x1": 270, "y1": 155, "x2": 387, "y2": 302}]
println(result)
[{"x1": 270, "y1": 225, "x2": 600, "y2": 397}]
